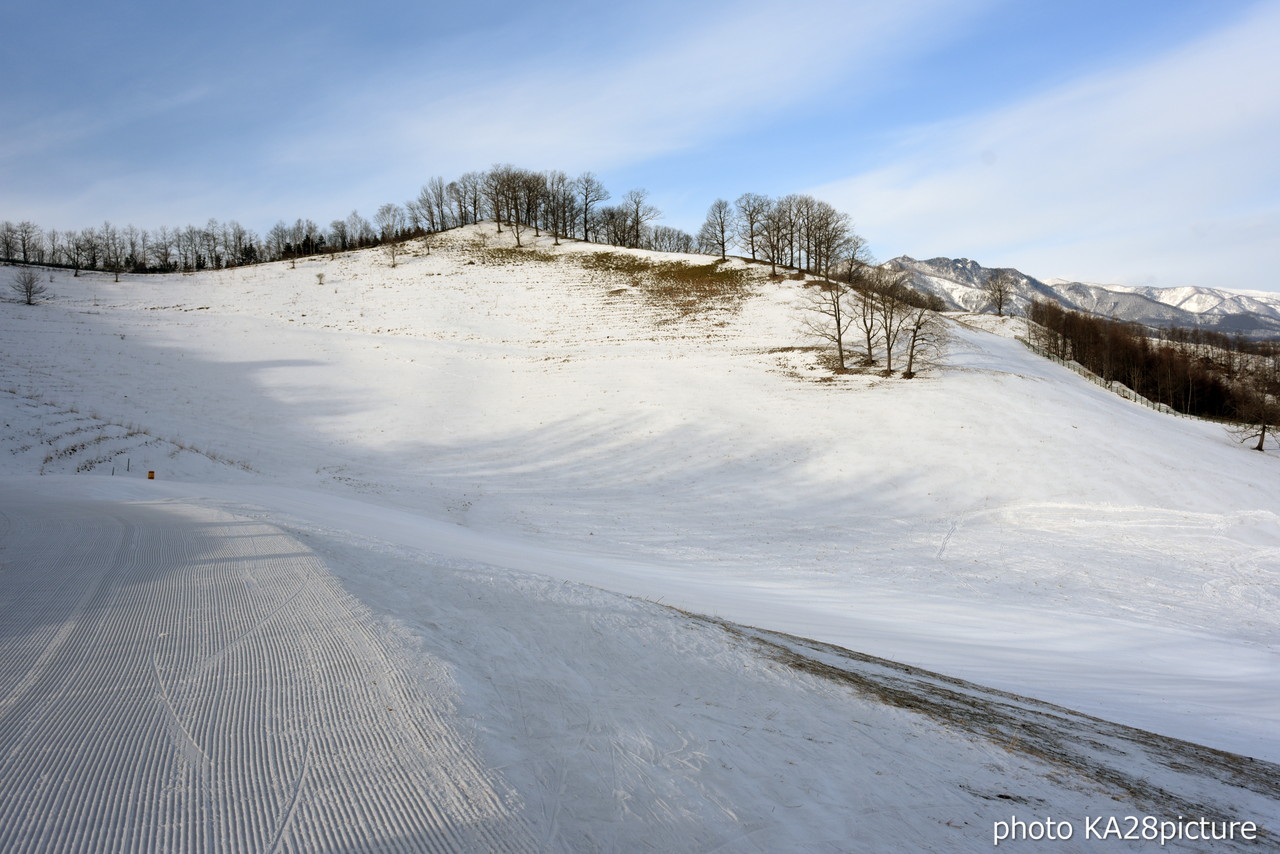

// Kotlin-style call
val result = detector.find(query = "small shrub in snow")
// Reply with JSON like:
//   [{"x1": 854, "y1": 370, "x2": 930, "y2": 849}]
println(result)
[{"x1": 10, "y1": 268, "x2": 48, "y2": 305}]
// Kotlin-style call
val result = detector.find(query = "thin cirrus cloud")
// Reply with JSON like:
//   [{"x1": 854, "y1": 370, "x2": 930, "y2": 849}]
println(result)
[
  {"x1": 816, "y1": 0, "x2": 1280, "y2": 289},
  {"x1": 262, "y1": 0, "x2": 996, "y2": 209},
  {"x1": 15, "y1": 0, "x2": 1276, "y2": 297},
  {"x1": 5, "y1": 0, "x2": 998, "y2": 235}
]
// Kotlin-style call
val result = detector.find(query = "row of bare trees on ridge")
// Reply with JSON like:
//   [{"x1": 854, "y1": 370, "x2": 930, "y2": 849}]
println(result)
[{"x1": 2, "y1": 165, "x2": 884, "y2": 284}]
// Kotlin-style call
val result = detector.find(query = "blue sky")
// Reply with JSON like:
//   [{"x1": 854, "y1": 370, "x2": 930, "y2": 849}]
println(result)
[{"x1": 4, "y1": 0, "x2": 1278, "y2": 291}]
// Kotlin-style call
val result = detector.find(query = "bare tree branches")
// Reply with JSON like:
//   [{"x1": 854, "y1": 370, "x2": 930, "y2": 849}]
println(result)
[
  {"x1": 575, "y1": 172, "x2": 609, "y2": 242},
  {"x1": 875, "y1": 280, "x2": 912, "y2": 373},
  {"x1": 824, "y1": 264, "x2": 946, "y2": 375},
  {"x1": 650, "y1": 226, "x2": 695, "y2": 253},
  {"x1": 543, "y1": 170, "x2": 574, "y2": 245},
  {"x1": 758, "y1": 202, "x2": 791, "y2": 276},
  {"x1": 983, "y1": 269, "x2": 1016, "y2": 316},
  {"x1": 621, "y1": 189, "x2": 660, "y2": 250},
  {"x1": 801, "y1": 279, "x2": 856, "y2": 370},
  {"x1": 698, "y1": 199, "x2": 732, "y2": 260},
  {"x1": 10, "y1": 268, "x2": 47, "y2": 304},
  {"x1": 902, "y1": 307, "x2": 947, "y2": 378},
  {"x1": 2, "y1": 163, "x2": 882, "y2": 283},
  {"x1": 1231, "y1": 349, "x2": 1280, "y2": 451},
  {"x1": 374, "y1": 203, "x2": 406, "y2": 267},
  {"x1": 733, "y1": 193, "x2": 770, "y2": 262}
]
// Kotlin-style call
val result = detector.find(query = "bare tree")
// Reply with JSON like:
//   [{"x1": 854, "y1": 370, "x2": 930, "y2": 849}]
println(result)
[
  {"x1": 149, "y1": 226, "x2": 175, "y2": 271},
  {"x1": 66, "y1": 230, "x2": 83, "y2": 275},
  {"x1": 404, "y1": 198, "x2": 426, "y2": 235},
  {"x1": 870, "y1": 270, "x2": 914, "y2": 373},
  {"x1": 757, "y1": 199, "x2": 789, "y2": 275},
  {"x1": 544, "y1": 169, "x2": 574, "y2": 244},
  {"x1": 100, "y1": 221, "x2": 125, "y2": 281},
  {"x1": 346, "y1": 210, "x2": 374, "y2": 248},
  {"x1": 848, "y1": 266, "x2": 882, "y2": 365},
  {"x1": 413, "y1": 183, "x2": 437, "y2": 232},
  {"x1": 302, "y1": 219, "x2": 322, "y2": 256},
  {"x1": 10, "y1": 268, "x2": 47, "y2": 304},
  {"x1": 574, "y1": 172, "x2": 609, "y2": 241},
  {"x1": 621, "y1": 188, "x2": 660, "y2": 249},
  {"x1": 733, "y1": 192, "x2": 770, "y2": 261},
  {"x1": 228, "y1": 221, "x2": 256, "y2": 266},
  {"x1": 790, "y1": 194, "x2": 819, "y2": 272},
  {"x1": 596, "y1": 206, "x2": 630, "y2": 247},
  {"x1": 0, "y1": 222, "x2": 16, "y2": 263},
  {"x1": 445, "y1": 180, "x2": 467, "y2": 228},
  {"x1": 513, "y1": 168, "x2": 547, "y2": 245},
  {"x1": 484, "y1": 164, "x2": 518, "y2": 233},
  {"x1": 16, "y1": 221, "x2": 41, "y2": 264},
  {"x1": 77, "y1": 227, "x2": 100, "y2": 271},
  {"x1": 650, "y1": 225, "x2": 695, "y2": 253},
  {"x1": 374, "y1": 203, "x2": 407, "y2": 267},
  {"x1": 123, "y1": 224, "x2": 142, "y2": 271},
  {"x1": 697, "y1": 198, "x2": 733, "y2": 259},
  {"x1": 1232, "y1": 350, "x2": 1280, "y2": 451},
  {"x1": 901, "y1": 307, "x2": 946, "y2": 378},
  {"x1": 201, "y1": 219, "x2": 222, "y2": 269},
  {"x1": 456, "y1": 171, "x2": 485, "y2": 225},
  {"x1": 266, "y1": 221, "x2": 290, "y2": 261},
  {"x1": 45, "y1": 229, "x2": 63, "y2": 268},
  {"x1": 428, "y1": 176, "x2": 450, "y2": 232},
  {"x1": 806, "y1": 201, "x2": 862, "y2": 281},
  {"x1": 983, "y1": 269, "x2": 1016, "y2": 317},
  {"x1": 801, "y1": 279, "x2": 856, "y2": 370},
  {"x1": 328, "y1": 219, "x2": 350, "y2": 252}
]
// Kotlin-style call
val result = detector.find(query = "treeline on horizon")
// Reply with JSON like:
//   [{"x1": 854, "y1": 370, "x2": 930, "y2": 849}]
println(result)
[
  {"x1": 1026, "y1": 300, "x2": 1279, "y2": 442},
  {"x1": 0, "y1": 165, "x2": 871, "y2": 281}
]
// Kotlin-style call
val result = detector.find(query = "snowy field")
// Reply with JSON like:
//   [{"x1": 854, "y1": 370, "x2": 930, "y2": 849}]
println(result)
[{"x1": 1, "y1": 224, "x2": 1277, "y2": 851}]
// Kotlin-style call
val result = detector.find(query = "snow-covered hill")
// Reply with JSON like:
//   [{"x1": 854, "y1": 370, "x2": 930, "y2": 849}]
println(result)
[
  {"x1": 2, "y1": 225, "x2": 1278, "y2": 850},
  {"x1": 889, "y1": 255, "x2": 1280, "y2": 335}
]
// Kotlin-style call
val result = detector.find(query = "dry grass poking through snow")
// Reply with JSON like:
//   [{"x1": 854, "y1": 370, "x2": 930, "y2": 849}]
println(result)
[
  {"x1": 464, "y1": 243, "x2": 561, "y2": 267},
  {"x1": 442, "y1": 226, "x2": 758, "y2": 322},
  {"x1": 714, "y1": 617, "x2": 1280, "y2": 848},
  {"x1": 580, "y1": 252, "x2": 752, "y2": 319}
]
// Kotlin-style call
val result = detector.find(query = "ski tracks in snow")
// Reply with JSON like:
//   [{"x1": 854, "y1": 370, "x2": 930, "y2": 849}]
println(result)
[{"x1": 0, "y1": 486, "x2": 536, "y2": 853}]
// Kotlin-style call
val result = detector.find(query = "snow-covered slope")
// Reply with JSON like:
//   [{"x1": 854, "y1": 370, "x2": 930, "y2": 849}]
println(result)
[
  {"x1": 889, "y1": 255, "x2": 1280, "y2": 334},
  {"x1": 2, "y1": 225, "x2": 1278, "y2": 850}
]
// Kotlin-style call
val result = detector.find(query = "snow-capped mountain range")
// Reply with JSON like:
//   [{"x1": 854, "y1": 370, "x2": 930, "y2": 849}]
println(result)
[{"x1": 886, "y1": 256, "x2": 1280, "y2": 337}]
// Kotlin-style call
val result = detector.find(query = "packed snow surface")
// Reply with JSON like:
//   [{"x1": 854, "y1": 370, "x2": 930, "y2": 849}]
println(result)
[{"x1": 1, "y1": 225, "x2": 1277, "y2": 851}]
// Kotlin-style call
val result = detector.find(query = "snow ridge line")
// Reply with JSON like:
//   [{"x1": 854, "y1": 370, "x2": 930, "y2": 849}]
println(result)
[{"x1": 710, "y1": 616, "x2": 1278, "y2": 847}]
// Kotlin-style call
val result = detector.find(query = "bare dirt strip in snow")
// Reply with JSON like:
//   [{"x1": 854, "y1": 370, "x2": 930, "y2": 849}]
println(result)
[{"x1": 0, "y1": 483, "x2": 537, "y2": 853}]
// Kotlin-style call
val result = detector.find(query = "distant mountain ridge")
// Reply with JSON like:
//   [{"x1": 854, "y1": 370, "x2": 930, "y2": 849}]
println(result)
[{"x1": 885, "y1": 256, "x2": 1280, "y2": 337}]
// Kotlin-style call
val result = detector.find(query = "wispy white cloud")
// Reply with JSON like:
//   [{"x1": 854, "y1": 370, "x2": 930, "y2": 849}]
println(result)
[
  {"x1": 816, "y1": 0, "x2": 1280, "y2": 288},
  {"x1": 5, "y1": 0, "x2": 1007, "y2": 233},
  {"x1": 0, "y1": 84, "x2": 215, "y2": 165},
  {"x1": 267, "y1": 0, "x2": 998, "y2": 196}
]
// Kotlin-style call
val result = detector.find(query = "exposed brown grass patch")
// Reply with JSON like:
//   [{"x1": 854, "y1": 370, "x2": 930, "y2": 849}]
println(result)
[
  {"x1": 681, "y1": 614, "x2": 1279, "y2": 838},
  {"x1": 581, "y1": 252, "x2": 752, "y2": 318},
  {"x1": 469, "y1": 245, "x2": 560, "y2": 266}
]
